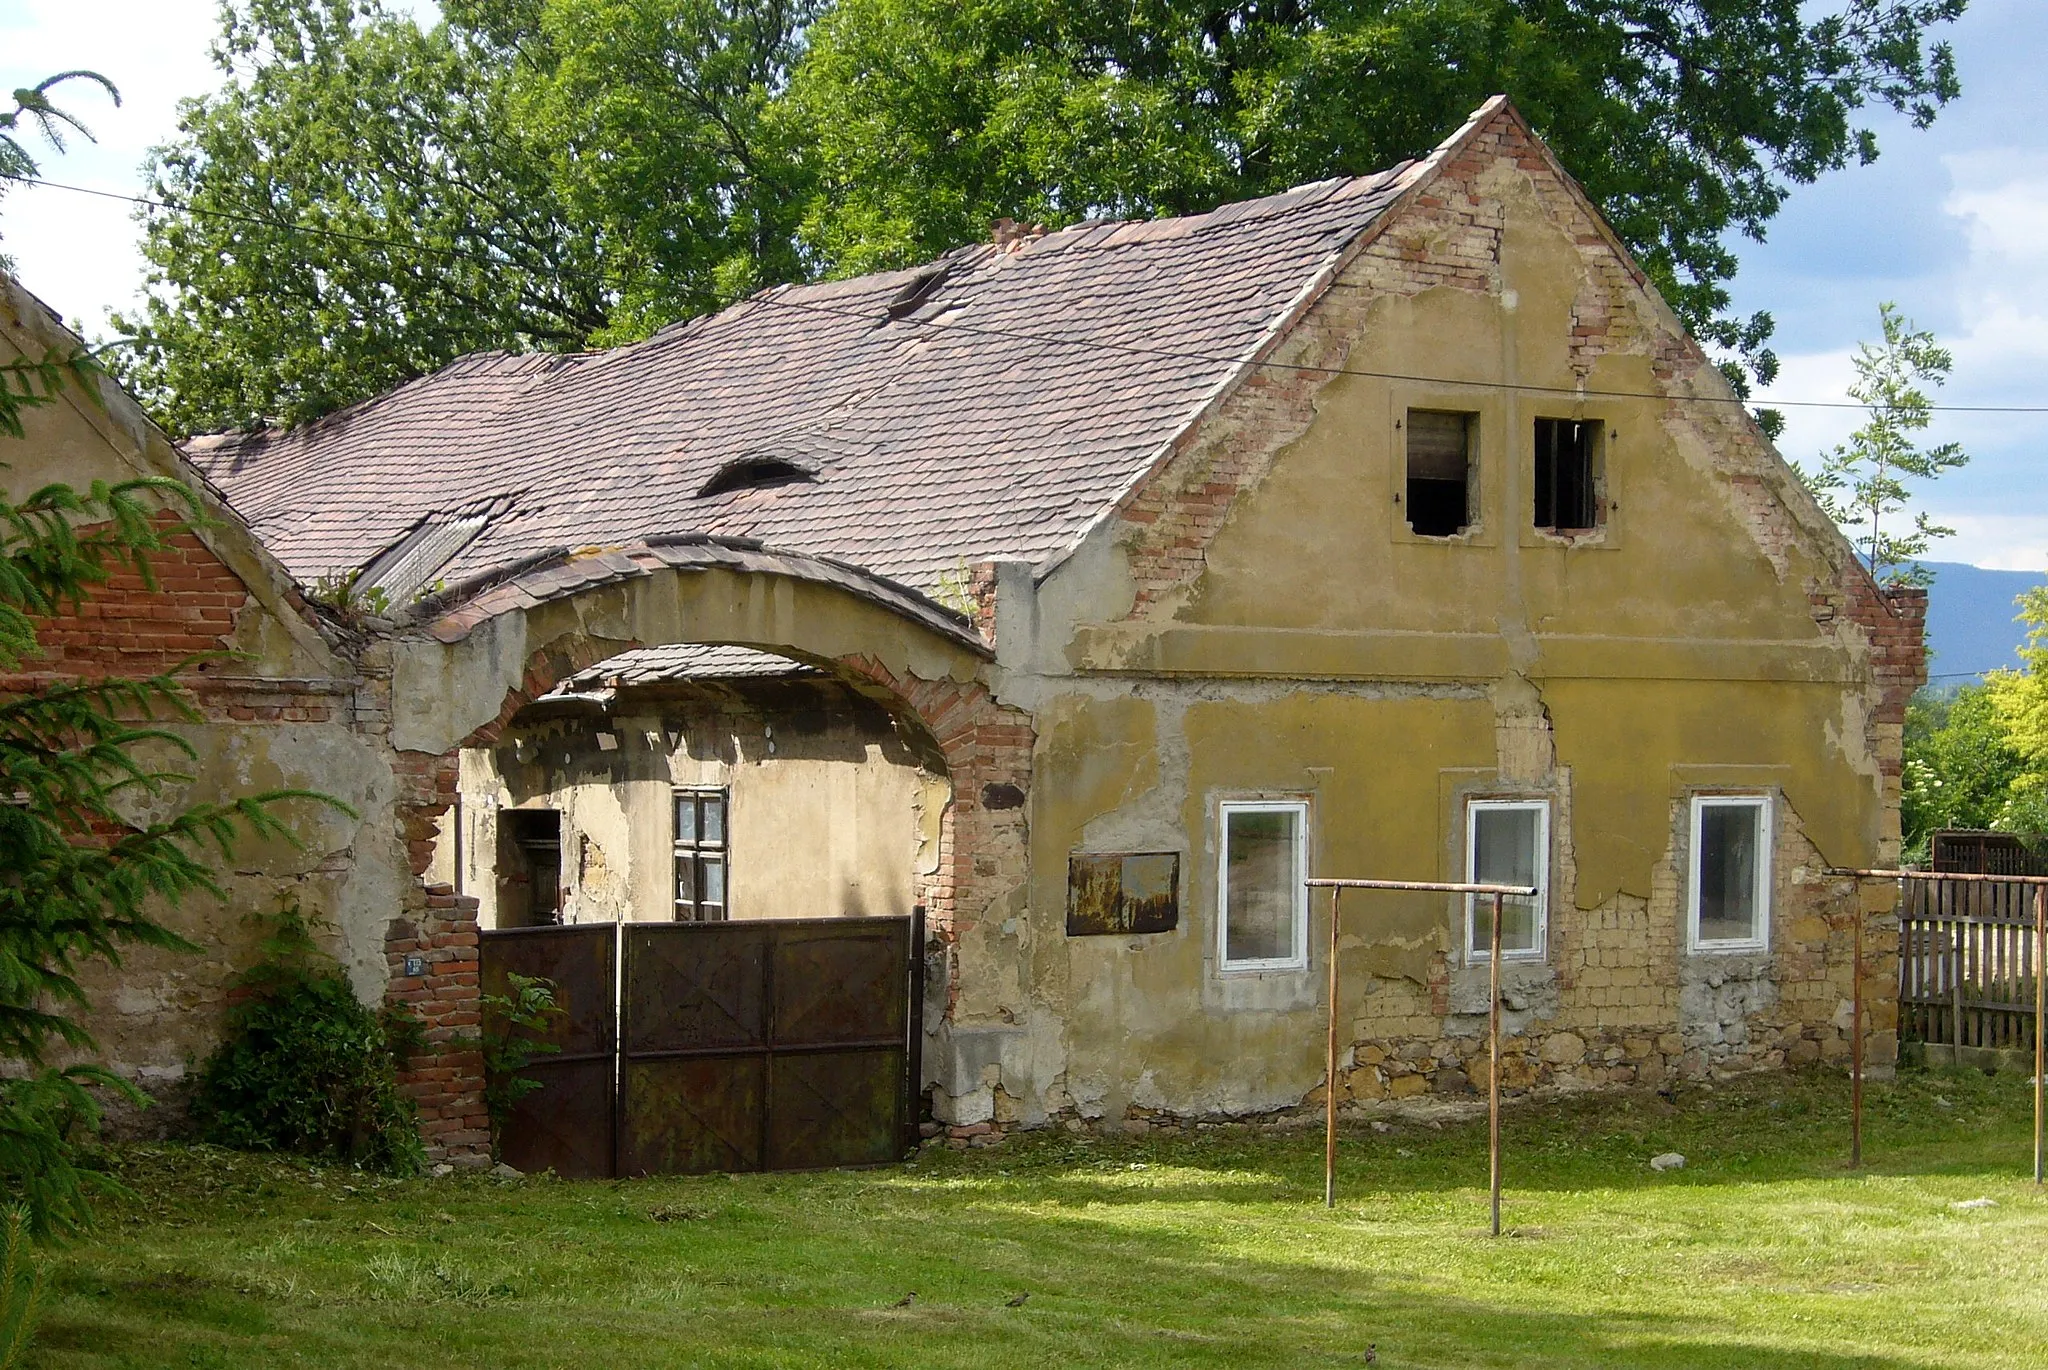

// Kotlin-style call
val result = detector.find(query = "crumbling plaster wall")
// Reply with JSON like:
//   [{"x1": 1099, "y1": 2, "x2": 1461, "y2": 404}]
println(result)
[
  {"x1": 385, "y1": 564, "x2": 1032, "y2": 1158},
  {"x1": 450, "y1": 683, "x2": 947, "y2": 927},
  {"x1": 954, "y1": 105, "x2": 1918, "y2": 1132},
  {"x1": 1, "y1": 278, "x2": 411, "y2": 1124}
]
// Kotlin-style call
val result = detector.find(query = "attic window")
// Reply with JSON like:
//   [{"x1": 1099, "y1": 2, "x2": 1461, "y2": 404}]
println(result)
[
  {"x1": 1406, "y1": 410, "x2": 1474, "y2": 536},
  {"x1": 695, "y1": 457, "x2": 816, "y2": 499},
  {"x1": 1533, "y1": 418, "x2": 1602, "y2": 533}
]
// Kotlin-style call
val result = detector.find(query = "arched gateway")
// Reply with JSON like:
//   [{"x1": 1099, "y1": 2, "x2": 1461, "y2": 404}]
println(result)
[{"x1": 372, "y1": 538, "x2": 1032, "y2": 1167}]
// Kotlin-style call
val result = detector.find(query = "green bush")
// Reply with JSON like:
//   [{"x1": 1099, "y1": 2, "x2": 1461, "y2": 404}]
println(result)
[{"x1": 194, "y1": 901, "x2": 423, "y2": 1173}]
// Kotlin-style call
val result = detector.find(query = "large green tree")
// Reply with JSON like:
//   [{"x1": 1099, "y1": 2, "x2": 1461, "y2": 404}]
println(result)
[
  {"x1": 791, "y1": 0, "x2": 1963, "y2": 396},
  {"x1": 120, "y1": 0, "x2": 1965, "y2": 435}
]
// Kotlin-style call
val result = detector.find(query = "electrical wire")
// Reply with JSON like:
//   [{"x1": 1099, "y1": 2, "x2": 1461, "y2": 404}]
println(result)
[{"x1": 10, "y1": 170, "x2": 2048, "y2": 416}]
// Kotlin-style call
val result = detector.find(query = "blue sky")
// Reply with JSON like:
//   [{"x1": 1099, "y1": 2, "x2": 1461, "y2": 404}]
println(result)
[{"x1": 2, "y1": 1, "x2": 2041, "y2": 570}]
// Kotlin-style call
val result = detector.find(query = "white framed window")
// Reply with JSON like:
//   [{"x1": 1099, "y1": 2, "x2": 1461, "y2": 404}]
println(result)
[
  {"x1": 1687, "y1": 794, "x2": 1772, "y2": 952},
  {"x1": 1465, "y1": 799, "x2": 1549, "y2": 961},
  {"x1": 1217, "y1": 800, "x2": 1309, "y2": 971}
]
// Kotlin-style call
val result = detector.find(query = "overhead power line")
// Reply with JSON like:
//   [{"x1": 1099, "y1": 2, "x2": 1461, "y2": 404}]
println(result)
[{"x1": 10, "y1": 169, "x2": 2048, "y2": 415}]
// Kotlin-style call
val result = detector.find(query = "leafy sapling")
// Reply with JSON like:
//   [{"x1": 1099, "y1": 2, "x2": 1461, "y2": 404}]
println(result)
[{"x1": 1798, "y1": 303, "x2": 1968, "y2": 588}]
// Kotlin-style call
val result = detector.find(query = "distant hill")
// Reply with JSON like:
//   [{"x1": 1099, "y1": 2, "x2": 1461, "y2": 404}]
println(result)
[{"x1": 1916, "y1": 561, "x2": 2048, "y2": 682}]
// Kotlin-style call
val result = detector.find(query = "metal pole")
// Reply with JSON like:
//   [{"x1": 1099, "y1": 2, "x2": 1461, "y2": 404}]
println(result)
[
  {"x1": 1489, "y1": 890, "x2": 1503, "y2": 1238},
  {"x1": 2035, "y1": 884, "x2": 2044, "y2": 1187},
  {"x1": 1325, "y1": 885, "x2": 1341, "y2": 1209},
  {"x1": 1851, "y1": 897, "x2": 1865, "y2": 1169}
]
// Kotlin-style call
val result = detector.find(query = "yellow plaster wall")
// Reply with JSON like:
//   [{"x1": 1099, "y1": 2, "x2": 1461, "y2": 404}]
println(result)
[{"x1": 979, "y1": 109, "x2": 1895, "y2": 1130}]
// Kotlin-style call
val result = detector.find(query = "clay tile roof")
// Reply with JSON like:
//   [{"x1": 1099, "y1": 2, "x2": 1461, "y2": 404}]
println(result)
[
  {"x1": 553, "y1": 643, "x2": 817, "y2": 693},
  {"x1": 184, "y1": 151, "x2": 1439, "y2": 598}
]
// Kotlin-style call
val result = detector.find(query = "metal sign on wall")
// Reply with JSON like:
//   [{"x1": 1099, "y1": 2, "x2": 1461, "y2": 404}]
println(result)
[{"x1": 1066, "y1": 852, "x2": 1180, "y2": 936}]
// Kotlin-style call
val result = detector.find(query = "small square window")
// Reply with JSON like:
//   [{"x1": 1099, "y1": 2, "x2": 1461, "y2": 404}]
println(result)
[
  {"x1": 1688, "y1": 795, "x2": 1771, "y2": 951},
  {"x1": 1466, "y1": 800, "x2": 1548, "y2": 960},
  {"x1": 1406, "y1": 409, "x2": 1475, "y2": 536},
  {"x1": 1217, "y1": 801, "x2": 1308, "y2": 971},
  {"x1": 674, "y1": 787, "x2": 729, "y2": 921},
  {"x1": 1533, "y1": 418, "x2": 1602, "y2": 532}
]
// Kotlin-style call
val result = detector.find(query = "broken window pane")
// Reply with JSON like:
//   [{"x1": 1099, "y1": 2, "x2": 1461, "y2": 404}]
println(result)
[
  {"x1": 1533, "y1": 417, "x2": 1600, "y2": 532},
  {"x1": 1467, "y1": 801, "x2": 1547, "y2": 958},
  {"x1": 1406, "y1": 409, "x2": 1474, "y2": 537},
  {"x1": 1693, "y1": 797, "x2": 1768, "y2": 946},
  {"x1": 1221, "y1": 803, "x2": 1305, "y2": 968}
]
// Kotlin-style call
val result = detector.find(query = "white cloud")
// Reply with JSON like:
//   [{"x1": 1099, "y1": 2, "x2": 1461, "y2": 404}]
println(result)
[
  {"x1": 1927, "y1": 512, "x2": 2048, "y2": 572},
  {"x1": 1754, "y1": 146, "x2": 2048, "y2": 566}
]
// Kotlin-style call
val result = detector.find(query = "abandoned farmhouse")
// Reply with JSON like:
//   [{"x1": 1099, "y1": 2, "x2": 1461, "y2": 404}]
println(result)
[{"x1": 3, "y1": 99, "x2": 1925, "y2": 1168}]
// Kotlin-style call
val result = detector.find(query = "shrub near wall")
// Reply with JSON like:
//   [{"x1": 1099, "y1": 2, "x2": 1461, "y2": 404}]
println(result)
[{"x1": 194, "y1": 902, "x2": 424, "y2": 1172}]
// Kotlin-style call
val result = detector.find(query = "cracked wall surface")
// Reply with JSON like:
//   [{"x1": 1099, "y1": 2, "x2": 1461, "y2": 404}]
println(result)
[{"x1": 956, "y1": 103, "x2": 1920, "y2": 1133}]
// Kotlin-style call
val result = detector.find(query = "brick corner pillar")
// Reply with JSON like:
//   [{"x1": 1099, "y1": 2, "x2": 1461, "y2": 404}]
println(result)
[{"x1": 386, "y1": 881, "x2": 491, "y2": 1167}]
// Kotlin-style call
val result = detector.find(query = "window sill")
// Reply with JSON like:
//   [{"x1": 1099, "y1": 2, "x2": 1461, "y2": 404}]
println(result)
[
  {"x1": 1465, "y1": 951, "x2": 1546, "y2": 966},
  {"x1": 1217, "y1": 959, "x2": 1310, "y2": 977},
  {"x1": 1686, "y1": 938, "x2": 1769, "y2": 956}
]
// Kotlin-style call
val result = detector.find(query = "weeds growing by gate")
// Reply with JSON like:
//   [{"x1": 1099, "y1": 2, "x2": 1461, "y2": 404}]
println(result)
[{"x1": 474, "y1": 974, "x2": 564, "y2": 1160}]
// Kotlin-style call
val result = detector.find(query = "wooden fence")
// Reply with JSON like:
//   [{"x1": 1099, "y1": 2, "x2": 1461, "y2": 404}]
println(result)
[{"x1": 1899, "y1": 878, "x2": 2041, "y2": 1055}]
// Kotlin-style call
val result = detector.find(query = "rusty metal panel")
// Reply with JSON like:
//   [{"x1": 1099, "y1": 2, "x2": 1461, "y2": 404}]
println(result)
[
  {"x1": 479, "y1": 923, "x2": 616, "y2": 1178},
  {"x1": 767, "y1": 1048, "x2": 905, "y2": 1170},
  {"x1": 618, "y1": 917, "x2": 912, "y2": 1176},
  {"x1": 771, "y1": 920, "x2": 907, "y2": 1045},
  {"x1": 500, "y1": 1054, "x2": 616, "y2": 1179},
  {"x1": 620, "y1": 1056, "x2": 764, "y2": 1175},
  {"x1": 1066, "y1": 852, "x2": 1180, "y2": 935},
  {"x1": 624, "y1": 922, "x2": 768, "y2": 1053}
]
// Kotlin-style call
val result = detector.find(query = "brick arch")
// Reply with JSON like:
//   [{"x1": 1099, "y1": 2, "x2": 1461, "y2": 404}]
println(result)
[{"x1": 375, "y1": 558, "x2": 1033, "y2": 1165}]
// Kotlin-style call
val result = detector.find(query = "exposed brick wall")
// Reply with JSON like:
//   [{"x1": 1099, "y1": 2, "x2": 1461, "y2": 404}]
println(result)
[
  {"x1": 14, "y1": 516, "x2": 252, "y2": 676},
  {"x1": 836, "y1": 653, "x2": 1035, "y2": 1016},
  {"x1": 384, "y1": 883, "x2": 490, "y2": 1163}
]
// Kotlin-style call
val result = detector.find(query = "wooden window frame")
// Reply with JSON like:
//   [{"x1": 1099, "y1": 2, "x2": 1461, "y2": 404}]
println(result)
[
  {"x1": 673, "y1": 786, "x2": 730, "y2": 922},
  {"x1": 1533, "y1": 417, "x2": 1604, "y2": 534}
]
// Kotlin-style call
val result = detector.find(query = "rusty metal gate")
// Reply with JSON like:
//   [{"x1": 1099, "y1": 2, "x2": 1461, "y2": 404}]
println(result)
[{"x1": 480, "y1": 914, "x2": 921, "y2": 1178}]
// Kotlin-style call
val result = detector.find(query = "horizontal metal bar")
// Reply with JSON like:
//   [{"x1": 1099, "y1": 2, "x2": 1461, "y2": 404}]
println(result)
[
  {"x1": 522, "y1": 1050, "x2": 614, "y2": 1066},
  {"x1": 1307, "y1": 878, "x2": 1539, "y2": 897},
  {"x1": 479, "y1": 922, "x2": 617, "y2": 941},
  {"x1": 1833, "y1": 868, "x2": 2048, "y2": 887},
  {"x1": 624, "y1": 915, "x2": 913, "y2": 934},
  {"x1": 1902, "y1": 912, "x2": 2042, "y2": 928},
  {"x1": 622, "y1": 1037, "x2": 905, "y2": 1064}
]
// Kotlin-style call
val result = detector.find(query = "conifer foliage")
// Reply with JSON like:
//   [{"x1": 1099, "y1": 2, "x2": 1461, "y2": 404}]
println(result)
[{"x1": 0, "y1": 346, "x2": 324, "y2": 1236}]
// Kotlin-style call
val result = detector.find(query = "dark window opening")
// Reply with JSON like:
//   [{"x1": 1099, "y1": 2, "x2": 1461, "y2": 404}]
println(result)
[
  {"x1": 498, "y1": 808, "x2": 563, "y2": 928},
  {"x1": 1533, "y1": 418, "x2": 1601, "y2": 532},
  {"x1": 674, "y1": 788, "x2": 729, "y2": 921},
  {"x1": 1406, "y1": 410, "x2": 1473, "y2": 536},
  {"x1": 696, "y1": 457, "x2": 815, "y2": 499}
]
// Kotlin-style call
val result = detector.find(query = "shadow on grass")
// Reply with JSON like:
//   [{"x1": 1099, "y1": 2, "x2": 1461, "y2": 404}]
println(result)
[
  {"x1": 903, "y1": 1065, "x2": 2040, "y2": 1208},
  {"x1": 33, "y1": 1066, "x2": 2039, "y2": 1369}
]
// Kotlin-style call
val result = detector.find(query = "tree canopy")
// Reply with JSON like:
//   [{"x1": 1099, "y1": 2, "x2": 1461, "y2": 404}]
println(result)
[{"x1": 116, "y1": 0, "x2": 1967, "y2": 435}]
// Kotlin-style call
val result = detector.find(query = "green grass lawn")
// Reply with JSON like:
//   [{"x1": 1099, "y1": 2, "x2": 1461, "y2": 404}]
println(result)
[{"x1": 39, "y1": 1067, "x2": 2048, "y2": 1369}]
